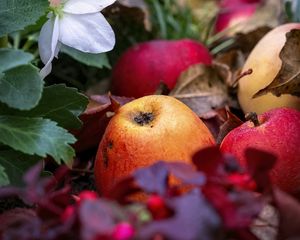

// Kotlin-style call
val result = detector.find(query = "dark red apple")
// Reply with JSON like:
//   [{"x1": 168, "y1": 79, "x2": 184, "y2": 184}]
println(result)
[
  {"x1": 220, "y1": 108, "x2": 300, "y2": 196},
  {"x1": 111, "y1": 39, "x2": 212, "y2": 98}
]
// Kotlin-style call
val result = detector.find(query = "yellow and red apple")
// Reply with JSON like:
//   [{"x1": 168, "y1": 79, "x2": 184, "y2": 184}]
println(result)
[{"x1": 94, "y1": 95, "x2": 215, "y2": 195}]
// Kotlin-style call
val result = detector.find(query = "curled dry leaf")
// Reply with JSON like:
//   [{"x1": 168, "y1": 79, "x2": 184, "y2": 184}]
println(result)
[
  {"x1": 214, "y1": 50, "x2": 245, "y2": 88},
  {"x1": 216, "y1": 110, "x2": 243, "y2": 144},
  {"x1": 169, "y1": 64, "x2": 232, "y2": 116},
  {"x1": 251, "y1": 204, "x2": 278, "y2": 240},
  {"x1": 117, "y1": 0, "x2": 151, "y2": 31},
  {"x1": 104, "y1": 0, "x2": 151, "y2": 33},
  {"x1": 254, "y1": 29, "x2": 300, "y2": 98},
  {"x1": 230, "y1": 0, "x2": 282, "y2": 34},
  {"x1": 234, "y1": 26, "x2": 272, "y2": 55}
]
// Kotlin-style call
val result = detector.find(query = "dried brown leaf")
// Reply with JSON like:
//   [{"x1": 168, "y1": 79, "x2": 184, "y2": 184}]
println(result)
[
  {"x1": 234, "y1": 26, "x2": 272, "y2": 54},
  {"x1": 231, "y1": 0, "x2": 282, "y2": 34},
  {"x1": 213, "y1": 51, "x2": 245, "y2": 88},
  {"x1": 254, "y1": 29, "x2": 300, "y2": 98},
  {"x1": 169, "y1": 64, "x2": 232, "y2": 116},
  {"x1": 216, "y1": 110, "x2": 243, "y2": 144},
  {"x1": 106, "y1": 0, "x2": 151, "y2": 31}
]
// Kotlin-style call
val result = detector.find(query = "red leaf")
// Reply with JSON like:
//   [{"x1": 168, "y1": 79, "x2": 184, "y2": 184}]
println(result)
[
  {"x1": 245, "y1": 148, "x2": 277, "y2": 193},
  {"x1": 73, "y1": 95, "x2": 133, "y2": 153},
  {"x1": 274, "y1": 188, "x2": 300, "y2": 239}
]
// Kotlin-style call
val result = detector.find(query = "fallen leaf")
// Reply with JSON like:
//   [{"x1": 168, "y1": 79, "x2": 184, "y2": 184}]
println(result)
[
  {"x1": 229, "y1": 0, "x2": 282, "y2": 34},
  {"x1": 214, "y1": 50, "x2": 245, "y2": 87},
  {"x1": 0, "y1": 208, "x2": 37, "y2": 234},
  {"x1": 138, "y1": 190, "x2": 221, "y2": 240},
  {"x1": 73, "y1": 95, "x2": 133, "y2": 153},
  {"x1": 169, "y1": 64, "x2": 232, "y2": 116},
  {"x1": 251, "y1": 204, "x2": 278, "y2": 240},
  {"x1": 117, "y1": 0, "x2": 151, "y2": 31},
  {"x1": 234, "y1": 26, "x2": 272, "y2": 54},
  {"x1": 273, "y1": 188, "x2": 300, "y2": 239},
  {"x1": 216, "y1": 110, "x2": 243, "y2": 144},
  {"x1": 253, "y1": 29, "x2": 300, "y2": 98},
  {"x1": 200, "y1": 108, "x2": 228, "y2": 140}
]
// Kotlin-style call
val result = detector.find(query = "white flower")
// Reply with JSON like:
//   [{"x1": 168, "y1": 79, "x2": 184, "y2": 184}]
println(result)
[{"x1": 39, "y1": 0, "x2": 116, "y2": 78}]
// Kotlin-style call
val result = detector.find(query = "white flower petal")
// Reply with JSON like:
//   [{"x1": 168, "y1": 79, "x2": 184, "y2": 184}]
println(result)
[
  {"x1": 39, "y1": 16, "x2": 60, "y2": 78},
  {"x1": 63, "y1": 0, "x2": 116, "y2": 14},
  {"x1": 59, "y1": 12, "x2": 115, "y2": 53}
]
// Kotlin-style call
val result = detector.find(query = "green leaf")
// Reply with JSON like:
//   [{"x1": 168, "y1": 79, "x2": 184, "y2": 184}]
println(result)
[
  {"x1": 61, "y1": 45, "x2": 111, "y2": 69},
  {"x1": 0, "y1": 116, "x2": 76, "y2": 166},
  {"x1": 0, "y1": 149, "x2": 40, "y2": 187},
  {"x1": 0, "y1": 0, "x2": 48, "y2": 36},
  {"x1": 0, "y1": 48, "x2": 34, "y2": 73},
  {"x1": 0, "y1": 84, "x2": 88, "y2": 129},
  {"x1": 0, "y1": 64, "x2": 43, "y2": 110},
  {"x1": 25, "y1": 84, "x2": 88, "y2": 129}
]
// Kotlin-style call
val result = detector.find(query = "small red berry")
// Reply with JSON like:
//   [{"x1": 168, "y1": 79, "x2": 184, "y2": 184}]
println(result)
[
  {"x1": 228, "y1": 173, "x2": 257, "y2": 191},
  {"x1": 112, "y1": 222, "x2": 135, "y2": 240}
]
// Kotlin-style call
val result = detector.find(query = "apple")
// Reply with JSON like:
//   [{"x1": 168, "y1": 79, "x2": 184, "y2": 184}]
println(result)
[
  {"x1": 238, "y1": 23, "x2": 300, "y2": 114},
  {"x1": 110, "y1": 39, "x2": 212, "y2": 98},
  {"x1": 94, "y1": 95, "x2": 215, "y2": 195},
  {"x1": 220, "y1": 108, "x2": 300, "y2": 196},
  {"x1": 214, "y1": 3, "x2": 258, "y2": 34}
]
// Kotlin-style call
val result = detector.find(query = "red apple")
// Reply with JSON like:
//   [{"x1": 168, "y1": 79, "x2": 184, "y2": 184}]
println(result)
[
  {"x1": 220, "y1": 108, "x2": 300, "y2": 196},
  {"x1": 214, "y1": 3, "x2": 258, "y2": 34},
  {"x1": 111, "y1": 39, "x2": 212, "y2": 98}
]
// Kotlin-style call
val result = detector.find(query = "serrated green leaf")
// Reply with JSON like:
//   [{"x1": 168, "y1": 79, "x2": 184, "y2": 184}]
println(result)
[
  {"x1": 0, "y1": 64, "x2": 43, "y2": 110},
  {"x1": 24, "y1": 84, "x2": 88, "y2": 129},
  {"x1": 0, "y1": 0, "x2": 48, "y2": 36},
  {"x1": 61, "y1": 45, "x2": 111, "y2": 69},
  {"x1": 0, "y1": 116, "x2": 76, "y2": 166},
  {"x1": 0, "y1": 149, "x2": 40, "y2": 187},
  {"x1": 0, "y1": 48, "x2": 34, "y2": 73},
  {"x1": 0, "y1": 84, "x2": 88, "y2": 129}
]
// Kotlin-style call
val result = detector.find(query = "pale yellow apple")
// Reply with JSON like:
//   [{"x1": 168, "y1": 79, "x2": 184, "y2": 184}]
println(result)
[{"x1": 238, "y1": 23, "x2": 300, "y2": 114}]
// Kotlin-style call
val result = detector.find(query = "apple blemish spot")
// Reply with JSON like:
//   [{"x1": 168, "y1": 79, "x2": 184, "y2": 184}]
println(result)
[{"x1": 133, "y1": 112, "x2": 154, "y2": 126}]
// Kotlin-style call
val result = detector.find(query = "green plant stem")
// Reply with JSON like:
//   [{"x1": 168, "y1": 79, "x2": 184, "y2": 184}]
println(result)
[
  {"x1": 210, "y1": 38, "x2": 235, "y2": 55},
  {"x1": 153, "y1": 0, "x2": 167, "y2": 39},
  {"x1": 13, "y1": 32, "x2": 21, "y2": 49},
  {"x1": 22, "y1": 39, "x2": 34, "y2": 51},
  {"x1": 0, "y1": 36, "x2": 8, "y2": 48}
]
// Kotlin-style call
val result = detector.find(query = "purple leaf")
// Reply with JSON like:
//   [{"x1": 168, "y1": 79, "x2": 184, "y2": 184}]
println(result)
[
  {"x1": 79, "y1": 199, "x2": 121, "y2": 240},
  {"x1": 166, "y1": 162, "x2": 206, "y2": 186},
  {"x1": 138, "y1": 189, "x2": 221, "y2": 240},
  {"x1": 133, "y1": 161, "x2": 169, "y2": 195}
]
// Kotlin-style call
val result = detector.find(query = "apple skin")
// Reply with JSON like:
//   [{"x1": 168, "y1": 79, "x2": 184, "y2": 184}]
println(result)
[
  {"x1": 111, "y1": 39, "x2": 212, "y2": 98},
  {"x1": 238, "y1": 23, "x2": 300, "y2": 114},
  {"x1": 220, "y1": 108, "x2": 300, "y2": 196},
  {"x1": 94, "y1": 95, "x2": 215, "y2": 195},
  {"x1": 214, "y1": 4, "x2": 257, "y2": 34}
]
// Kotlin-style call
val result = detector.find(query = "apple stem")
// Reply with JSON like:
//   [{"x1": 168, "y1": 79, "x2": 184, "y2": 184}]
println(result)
[
  {"x1": 245, "y1": 112, "x2": 260, "y2": 127},
  {"x1": 233, "y1": 68, "x2": 253, "y2": 87}
]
